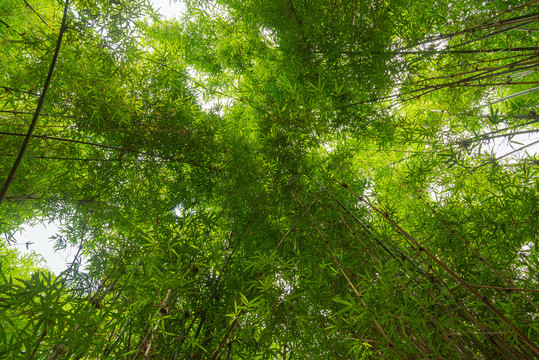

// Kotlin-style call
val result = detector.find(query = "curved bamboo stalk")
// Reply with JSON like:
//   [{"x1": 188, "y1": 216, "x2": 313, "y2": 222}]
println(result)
[{"x1": 0, "y1": 0, "x2": 70, "y2": 208}]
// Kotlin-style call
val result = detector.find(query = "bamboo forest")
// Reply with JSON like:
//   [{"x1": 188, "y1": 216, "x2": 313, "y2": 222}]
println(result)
[{"x1": 1, "y1": 0, "x2": 539, "y2": 358}]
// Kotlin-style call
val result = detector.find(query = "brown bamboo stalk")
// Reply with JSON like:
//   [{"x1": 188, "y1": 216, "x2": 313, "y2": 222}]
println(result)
[
  {"x1": 142, "y1": 289, "x2": 173, "y2": 359},
  {"x1": 337, "y1": 47, "x2": 539, "y2": 57},
  {"x1": 450, "y1": 19, "x2": 539, "y2": 49},
  {"x1": 416, "y1": 82, "x2": 539, "y2": 87},
  {"x1": 330, "y1": 194, "x2": 480, "y2": 359},
  {"x1": 423, "y1": 285, "x2": 498, "y2": 359},
  {"x1": 403, "y1": 10, "x2": 539, "y2": 50},
  {"x1": 175, "y1": 220, "x2": 247, "y2": 358},
  {"x1": 399, "y1": 59, "x2": 539, "y2": 104},
  {"x1": 400, "y1": 54, "x2": 538, "y2": 85},
  {"x1": 209, "y1": 286, "x2": 255, "y2": 360},
  {"x1": 426, "y1": 266, "x2": 527, "y2": 360}
]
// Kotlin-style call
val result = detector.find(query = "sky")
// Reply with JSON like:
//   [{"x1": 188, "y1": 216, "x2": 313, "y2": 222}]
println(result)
[
  {"x1": 8, "y1": 0, "x2": 539, "y2": 275},
  {"x1": 149, "y1": 0, "x2": 186, "y2": 19},
  {"x1": 11, "y1": 222, "x2": 67, "y2": 274}
]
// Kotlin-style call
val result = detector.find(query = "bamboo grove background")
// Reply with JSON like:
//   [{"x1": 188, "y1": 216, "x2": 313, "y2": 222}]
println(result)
[{"x1": 1, "y1": 0, "x2": 538, "y2": 358}]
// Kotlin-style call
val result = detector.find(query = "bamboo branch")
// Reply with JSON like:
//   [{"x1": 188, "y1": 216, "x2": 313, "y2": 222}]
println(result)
[{"x1": 23, "y1": 0, "x2": 50, "y2": 27}]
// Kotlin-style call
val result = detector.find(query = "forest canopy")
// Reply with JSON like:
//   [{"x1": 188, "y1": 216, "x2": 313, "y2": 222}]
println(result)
[{"x1": 1, "y1": 0, "x2": 538, "y2": 358}]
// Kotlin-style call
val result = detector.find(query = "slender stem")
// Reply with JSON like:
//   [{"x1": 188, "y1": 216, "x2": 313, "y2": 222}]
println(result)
[
  {"x1": 23, "y1": 4, "x2": 70, "y2": 360},
  {"x1": 0, "y1": 131, "x2": 215, "y2": 170},
  {"x1": 0, "y1": 109, "x2": 75, "y2": 118},
  {"x1": 468, "y1": 284, "x2": 539, "y2": 293},
  {"x1": 449, "y1": 19, "x2": 539, "y2": 49},
  {"x1": 419, "y1": 196, "x2": 539, "y2": 312}
]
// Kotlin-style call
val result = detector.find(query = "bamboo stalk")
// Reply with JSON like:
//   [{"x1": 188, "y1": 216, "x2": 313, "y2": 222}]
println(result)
[
  {"x1": 426, "y1": 267, "x2": 527, "y2": 360},
  {"x1": 403, "y1": 55, "x2": 539, "y2": 85},
  {"x1": 402, "y1": 11, "x2": 539, "y2": 50},
  {"x1": 328, "y1": 192, "x2": 504, "y2": 359},
  {"x1": 0, "y1": 123, "x2": 192, "y2": 133},
  {"x1": 335, "y1": 180, "x2": 539, "y2": 357},
  {"x1": 329, "y1": 189, "x2": 488, "y2": 358},
  {"x1": 469, "y1": 284, "x2": 539, "y2": 293},
  {"x1": 416, "y1": 82, "x2": 539, "y2": 87},
  {"x1": 20, "y1": 4, "x2": 70, "y2": 359},
  {"x1": 480, "y1": 86, "x2": 539, "y2": 107},
  {"x1": 0, "y1": 0, "x2": 70, "y2": 207},
  {"x1": 0, "y1": 109, "x2": 75, "y2": 117},
  {"x1": 399, "y1": 59, "x2": 539, "y2": 103},
  {"x1": 336, "y1": 47, "x2": 539, "y2": 57},
  {"x1": 450, "y1": 19, "x2": 539, "y2": 49},
  {"x1": 23, "y1": 0, "x2": 50, "y2": 27}
]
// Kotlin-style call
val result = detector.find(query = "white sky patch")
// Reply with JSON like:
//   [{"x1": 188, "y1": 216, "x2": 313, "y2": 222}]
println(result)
[
  {"x1": 150, "y1": 0, "x2": 186, "y2": 19},
  {"x1": 13, "y1": 222, "x2": 82, "y2": 275},
  {"x1": 486, "y1": 131, "x2": 539, "y2": 161},
  {"x1": 260, "y1": 27, "x2": 277, "y2": 48}
]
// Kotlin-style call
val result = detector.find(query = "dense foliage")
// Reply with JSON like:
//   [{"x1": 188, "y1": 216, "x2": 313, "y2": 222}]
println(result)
[{"x1": 1, "y1": 0, "x2": 538, "y2": 358}]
